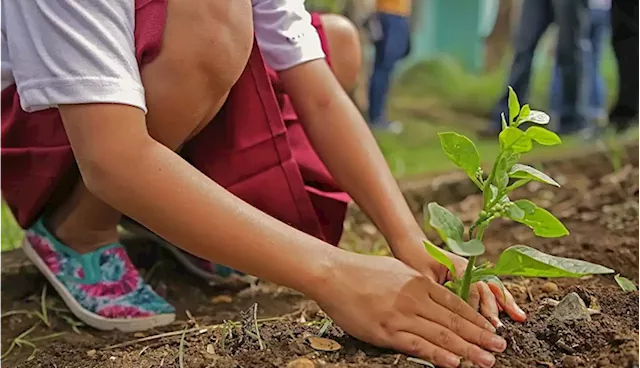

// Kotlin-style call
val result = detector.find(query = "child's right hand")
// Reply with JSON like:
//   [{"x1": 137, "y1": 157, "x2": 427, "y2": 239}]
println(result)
[{"x1": 312, "y1": 252, "x2": 506, "y2": 368}]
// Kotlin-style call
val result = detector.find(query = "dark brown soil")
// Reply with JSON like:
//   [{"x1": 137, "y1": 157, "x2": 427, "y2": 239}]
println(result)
[{"x1": 2, "y1": 146, "x2": 638, "y2": 368}]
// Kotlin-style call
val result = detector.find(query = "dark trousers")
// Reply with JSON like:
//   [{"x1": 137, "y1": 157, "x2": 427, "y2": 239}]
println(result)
[
  {"x1": 492, "y1": 0, "x2": 590, "y2": 132},
  {"x1": 609, "y1": 0, "x2": 639, "y2": 124}
]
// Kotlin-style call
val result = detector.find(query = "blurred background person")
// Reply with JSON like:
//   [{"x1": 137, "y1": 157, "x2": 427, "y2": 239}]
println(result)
[
  {"x1": 608, "y1": 0, "x2": 638, "y2": 132},
  {"x1": 482, "y1": 0, "x2": 590, "y2": 137},
  {"x1": 367, "y1": 0, "x2": 412, "y2": 133},
  {"x1": 549, "y1": 0, "x2": 610, "y2": 131}
]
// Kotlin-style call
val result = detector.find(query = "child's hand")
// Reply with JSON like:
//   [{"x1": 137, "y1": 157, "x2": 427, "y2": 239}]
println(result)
[
  {"x1": 399, "y1": 244, "x2": 527, "y2": 328},
  {"x1": 313, "y1": 252, "x2": 506, "y2": 368}
]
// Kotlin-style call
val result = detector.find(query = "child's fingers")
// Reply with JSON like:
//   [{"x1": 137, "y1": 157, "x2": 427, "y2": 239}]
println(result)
[
  {"x1": 488, "y1": 282, "x2": 526, "y2": 322},
  {"x1": 478, "y1": 282, "x2": 502, "y2": 328}
]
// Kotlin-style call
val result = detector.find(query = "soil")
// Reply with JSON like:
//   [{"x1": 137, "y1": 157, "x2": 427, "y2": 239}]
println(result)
[{"x1": 2, "y1": 144, "x2": 638, "y2": 368}]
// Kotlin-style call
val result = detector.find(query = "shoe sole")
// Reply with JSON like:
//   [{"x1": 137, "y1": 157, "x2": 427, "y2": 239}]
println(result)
[{"x1": 22, "y1": 237, "x2": 175, "y2": 332}]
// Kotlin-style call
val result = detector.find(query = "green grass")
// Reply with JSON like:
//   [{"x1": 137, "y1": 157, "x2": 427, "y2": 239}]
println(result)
[{"x1": 2, "y1": 201, "x2": 23, "y2": 251}]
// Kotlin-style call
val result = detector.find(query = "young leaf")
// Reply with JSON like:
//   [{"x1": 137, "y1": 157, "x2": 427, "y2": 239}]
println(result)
[
  {"x1": 494, "y1": 151, "x2": 521, "y2": 190},
  {"x1": 426, "y1": 202, "x2": 464, "y2": 243},
  {"x1": 424, "y1": 241, "x2": 457, "y2": 278},
  {"x1": 525, "y1": 126, "x2": 562, "y2": 146},
  {"x1": 500, "y1": 113, "x2": 507, "y2": 131},
  {"x1": 506, "y1": 178, "x2": 531, "y2": 192},
  {"x1": 446, "y1": 239, "x2": 485, "y2": 257},
  {"x1": 614, "y1": 274, "x2": 637, "y2": 292},
  {"x1": 520, "y1": 110, "x2": 550, "y2": 125},
  {"x1": 505, "y1": 203, "x2": 525, "y2": 221},
  {"x1": 499, "y1": 127, "x2": 533, "y2": 153},
  {"x1": 509, "y1": 164, "x2": 560, "y2": 187},
  {"x1": 513, "y1": 199, "x2": 569, "y2": 238},
  {"x1": 438, "y1": 132, "x2": 481, "y2": 178},
  {"x1": 507, "y1": 86, "x2": 520, "y2": 125},
  {"x1": 492, "y1": 245, "x2": 614, "y2": 277},
  {"x1": 516, "y1": 104, "x2": 531, "y2": 126}
]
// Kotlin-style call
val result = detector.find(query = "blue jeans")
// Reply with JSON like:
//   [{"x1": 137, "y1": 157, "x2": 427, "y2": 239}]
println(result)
[
  {"x1": 368, "y1": 12, "x2": 410, "y2": 124},
  {"x1": 551, "y1": 8, "x2": 610, "y2": 120},
  {"x1": 491, "y1": 0, "x2": 590, "y2": 132}
]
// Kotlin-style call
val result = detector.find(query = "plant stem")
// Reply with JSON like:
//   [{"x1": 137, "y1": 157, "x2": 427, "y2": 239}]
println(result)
[{"x1": 460, "y1": 224, "x2": 487, "y2": 302}]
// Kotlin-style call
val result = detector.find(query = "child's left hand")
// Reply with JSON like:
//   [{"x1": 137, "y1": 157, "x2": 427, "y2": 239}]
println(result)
[{"x1": 397, "y1": 242, "x2": 527, "y2": 328}]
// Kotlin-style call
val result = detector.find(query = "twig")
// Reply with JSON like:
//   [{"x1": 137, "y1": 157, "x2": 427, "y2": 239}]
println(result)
[
  {"x1": 406, "y1": 357, "x2": 435, "y2": 367},
  {"x1": 40, "y1": 285, "x2": 50, "y2": 327},
  {"x1": 318, "y1": 319, "x2": 332, "y2": 337},
  {"x1": 1, "y1": 322, "x2": 41, "y2": 360},
  {"x1": 1, "y1": 310, "x2": 34, "y2": 319},
  {"x1": 178, "y1": 327, "x2": 187, "y2": 368}
]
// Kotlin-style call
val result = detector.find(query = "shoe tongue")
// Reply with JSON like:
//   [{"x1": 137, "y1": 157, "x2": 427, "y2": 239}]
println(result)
[{"x1": 33, "y1": 218, "x2": 123, "y2": 283}]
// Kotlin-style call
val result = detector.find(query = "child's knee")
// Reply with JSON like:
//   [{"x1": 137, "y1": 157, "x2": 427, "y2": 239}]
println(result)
[
  {"x1": 321, "y1": 14, "x2": 362, "y2": 91},
  {"x1": 161, "y1": 0, "x2": 253, "y2": 89}
]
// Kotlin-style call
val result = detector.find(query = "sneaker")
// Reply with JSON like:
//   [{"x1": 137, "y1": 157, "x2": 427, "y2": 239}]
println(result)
[
  {"x1": 120, "y1": 218, "x2": 246, "y2": 283},
  {"x1": 370, "y1": 120, "x2": 404, "y2": 134},
  {"x1": 23, "y1": 218, "x2": 175, "y2": 332}
]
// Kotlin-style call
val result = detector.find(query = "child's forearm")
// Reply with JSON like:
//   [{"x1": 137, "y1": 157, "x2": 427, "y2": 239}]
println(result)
[
  {"x1": 59, "y1": 104, "x2": 338, "y2": 297},
  {"x1": 279, "y1": 61, "x2": 425, "y2": 259}
]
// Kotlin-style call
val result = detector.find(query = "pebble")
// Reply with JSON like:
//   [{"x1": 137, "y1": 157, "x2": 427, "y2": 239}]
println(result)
[
  {"x1": 206, "y1": 344, "x2": 216, "y2": 355},
  {"x1": 86, "y1": 349, "x2": 96, "y2": 357},
  {"x1": 549, "y1": 292, "x2": 591, "y2": 322},
  {"x1": 542, "y1": 282, "x2": 559, "y2": 293},
  {"x1": 286, "y1": 357, "x2": 315, "y2": 368}
]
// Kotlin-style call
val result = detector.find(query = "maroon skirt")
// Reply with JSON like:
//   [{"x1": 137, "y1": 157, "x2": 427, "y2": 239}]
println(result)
[{"x1": 0, "y1": 0, "x2": 349, "y2": 246}]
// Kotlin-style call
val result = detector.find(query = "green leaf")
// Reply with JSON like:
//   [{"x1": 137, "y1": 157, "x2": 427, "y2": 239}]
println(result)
[
  {"x1": 446, "y1": 238, "x2": 485, "y2": 257},
  {"x1": 494, "y1": 151, "x2": 521, "y2": 190},
  {"x1": 507, "y1": 86, "x2": 520, "y2": 124},
  {"x1": 513, "y1": 200, "x2": 569, "y2": 238},
  {"x1": 499, "y1": 127, "x2": 532, "y2": 153},
  {"x1": 614, "y1": 274, "x2": 637, "y2": 292},
  {"x1": 505, "y1": 203, "x2": 525, "y2": 221},
  {"x1": 424, "y1": 241, "x2": 457, "y2": 278},
  {"x1": 516, "y1": 104, "x2": 531, "y2": 126},
  {"x1": 506, "y1": 178, "x2": 531, "y2": 192},
  {"x1": 519, "y1": 110, "x2": 550, "y2": 125},
  {"x1": 500, "y1": 113, "x2": 507, "y2": 130},
  {"x1": 509, "y1": 164, "x2": 560, "y2": 187},
  {"x1": 492, "y1": 245, "x2": 614, "y2": 277},
  {"x1": 525, "y1": 126, "x2": 562, "y2": 146},
  {"x1": 438, "y1": 132, "x2": 481, "y2": 178},
  {"x1": 426, "y1": 202, "x2": 464, "y2": 243}
]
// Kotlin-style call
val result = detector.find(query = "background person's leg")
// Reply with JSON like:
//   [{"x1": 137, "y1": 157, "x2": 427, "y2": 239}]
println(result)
[
  {"x1": 589, "y1": 8, "x2": 610, "y2": 121},
  {"x1": 487, "y1": 0, "x2": 552, "y2": 134},
  {"x1": 367, "y1": 12, "x2": 410, "y2": 126},
  {"x1": 552, "y1": 0, "x2": 590, "y2": 134}
]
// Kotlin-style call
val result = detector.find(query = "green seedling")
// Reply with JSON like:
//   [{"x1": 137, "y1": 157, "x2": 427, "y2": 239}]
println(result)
[{"x1": 424, "y1": 87, "x2": 614, "y2": 302}]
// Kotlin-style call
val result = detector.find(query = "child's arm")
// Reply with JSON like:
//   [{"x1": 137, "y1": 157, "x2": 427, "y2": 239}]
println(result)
[
  {"x1": 60, "y1": 103, "x2": 502, "y2": 367},
  {"x1": 279, "y1": 59, "x2": 526, "y2": 324}
]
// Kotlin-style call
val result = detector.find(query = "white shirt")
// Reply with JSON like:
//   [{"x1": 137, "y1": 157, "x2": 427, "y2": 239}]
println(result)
[{"x1": 1, "y1": 0, "x2": 324, "y2": 114}]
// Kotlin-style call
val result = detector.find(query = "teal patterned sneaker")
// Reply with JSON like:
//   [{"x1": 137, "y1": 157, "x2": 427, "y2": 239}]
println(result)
[
  {"x1": 22, "y1": 218, "x2": 175, "y2": 332},
  {"x1": 120, "y1": 217, "x2": 249, "y2": 283}
]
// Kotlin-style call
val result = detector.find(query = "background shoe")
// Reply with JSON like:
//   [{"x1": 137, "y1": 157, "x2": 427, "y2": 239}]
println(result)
[
  {"x1": 23, "y1": 218, "x2": 175, "y2": 332},
  {"x1": 120, "y1": 218, "x2": 248, "y2": 283},
  {"x1": 370, "y1": 120, "x2": 404, "y2": 134}
]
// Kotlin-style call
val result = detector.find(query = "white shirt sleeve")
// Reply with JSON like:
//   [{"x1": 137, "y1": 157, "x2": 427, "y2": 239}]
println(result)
[
  {"x1": 252, "y1": 0, "x2": 325, "y2": 71},
  {"x1": 2, "y1": 0, "x2": 146, "y2": 113}
]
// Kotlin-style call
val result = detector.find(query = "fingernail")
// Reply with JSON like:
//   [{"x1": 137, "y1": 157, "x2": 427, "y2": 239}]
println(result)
[
  {"x1": 486, "y1": 322, "x2": 496, "y2": 333},
  {"x1": 492, "y1": 317, "x2": 504, "y2": 329},
  {"x1": 445, "y1": 355, "x2": 461, "y2": 368},
  {"x1": 517, "y1": 306, "x2": 527, "y2": 318},
  {"x1": 490, "y1": 335, "x2": 507, "y2": 352},
  {"x1": 478, "y1": 351, "x2": 496, "y2": 368}
]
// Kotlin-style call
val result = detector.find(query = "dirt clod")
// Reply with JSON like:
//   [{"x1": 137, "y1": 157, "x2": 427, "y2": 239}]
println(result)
[
  {"x1": 286, "y1": 357, "x2": 316, "y2": 368},
  {"x1": 563, "y1": 355, "x2": 585, "y2": 368},
  {"x1": 542, "y1": 282, "x2": 559, "y2": 293}
]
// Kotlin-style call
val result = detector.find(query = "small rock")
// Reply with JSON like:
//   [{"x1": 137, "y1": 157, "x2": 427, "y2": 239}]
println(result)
[
  {"x1": 86, "y1": 349, "x2": 96, "y2": 357},
  {"x1": 206, "y1": 344, "x2": 216, "y2": 355},
  {"x1": 109, "y1": 356, "x2": 117, "y2": 361},
  {"x1": 562, "y1": 355, "x2": 584, "y2": 368},
  {"x1": 542, "y1": 282, "x2": 559, "y2": 293},
  {"x1": 549, "y1": 292, "x2": 591, "y2": 322},
  {"x1": 134, "y1": 332, "x2": 145, "y2": 338},
  {"x1": 286, "y1": 357, "x2": 315, "y2": 368}
]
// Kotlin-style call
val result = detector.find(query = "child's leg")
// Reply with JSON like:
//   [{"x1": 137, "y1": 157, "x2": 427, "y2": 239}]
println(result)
[
  {"x1": 588, "y1": 8, "x2": 609, "y2": 120},
  {"x1": 49, "y1": 0, "x2": 252, "y2": 255},
  {"x1": 23, "y1": 0, "x2": 253, "y2": 331},
  {"x1": 318, "y1": 14, "x2": 362, "y2": 93}
]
